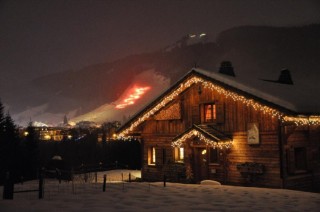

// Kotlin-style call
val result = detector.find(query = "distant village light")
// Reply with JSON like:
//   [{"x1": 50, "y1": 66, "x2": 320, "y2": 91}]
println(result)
[{"x1": 44, "y1": 134, "x2": 51, "y2": 140}]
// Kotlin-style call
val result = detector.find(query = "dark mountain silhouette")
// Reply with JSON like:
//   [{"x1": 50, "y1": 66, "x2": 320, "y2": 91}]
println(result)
[{"x1": 10, "y1": 24, "x2": 320, "y2": 125}]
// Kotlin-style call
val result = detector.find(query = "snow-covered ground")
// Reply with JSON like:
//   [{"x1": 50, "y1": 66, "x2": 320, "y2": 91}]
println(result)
[{"x1": 1, "y1": 169, "x2": 319, "y2": 211}]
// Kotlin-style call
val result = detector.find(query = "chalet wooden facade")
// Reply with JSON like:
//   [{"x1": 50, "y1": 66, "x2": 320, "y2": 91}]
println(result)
[{"x1": 117, "y1": 68, "x2": 320, "y2": 191}]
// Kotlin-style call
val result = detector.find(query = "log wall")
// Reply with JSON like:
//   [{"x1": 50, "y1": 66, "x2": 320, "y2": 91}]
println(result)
[{"x1": 138, "y1": 80, "x2": 320, "y2": 190}]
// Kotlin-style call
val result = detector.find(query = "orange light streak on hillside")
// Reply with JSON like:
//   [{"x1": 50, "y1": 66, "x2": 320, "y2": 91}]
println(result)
[{"x1": 115, "y1": 86, "x2": 151, "y2": 109}]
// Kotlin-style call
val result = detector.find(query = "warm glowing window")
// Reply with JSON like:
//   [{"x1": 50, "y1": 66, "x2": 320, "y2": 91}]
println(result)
[
  {"x1": 174, "y1": 147, "x2": 184, "y2": 163},
  {"x1": 204, "y1": 104, "x2": 216, "y2": 122},
  {"x1": 148, "y1": 147, "x2": 156, "y2": 165}
]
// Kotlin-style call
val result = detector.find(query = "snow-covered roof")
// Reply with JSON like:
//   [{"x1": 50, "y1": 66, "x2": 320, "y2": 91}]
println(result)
[
  {"x1": 117, "y1": 67, "x2": 320, "y2": 136},
  {"x1": 195, "y1": 68, "x2": 320, "y2": 114}
]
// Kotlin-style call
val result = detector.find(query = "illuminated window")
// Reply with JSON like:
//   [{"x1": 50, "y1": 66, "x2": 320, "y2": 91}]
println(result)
[
  {"x1": 209, "y1": 148, "x2": 219, "y2": 164},
  {"x1": 148, "y1": 147, "x2": 156, "y2": 165},
  {"x1": 204, "y1": 103, "x2": 216, "y2": 122},
  {"x1": 174, "y1": 147, "x2": 184, "y2": 163}
]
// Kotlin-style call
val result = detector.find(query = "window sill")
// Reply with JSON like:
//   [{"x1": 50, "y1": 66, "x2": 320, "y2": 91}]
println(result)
[{"x1": 209, "y1": 163, "x2": 220, "y2": 166}]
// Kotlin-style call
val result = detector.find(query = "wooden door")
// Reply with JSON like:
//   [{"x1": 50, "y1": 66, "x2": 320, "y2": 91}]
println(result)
[{"x1": 193, "y1": 147, "x2": 208, "y2": 182}]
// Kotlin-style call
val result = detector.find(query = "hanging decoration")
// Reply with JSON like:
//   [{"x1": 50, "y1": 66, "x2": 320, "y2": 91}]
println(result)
[{"x1": 171, "y1": 129, "x2": 233, "y2": 149}]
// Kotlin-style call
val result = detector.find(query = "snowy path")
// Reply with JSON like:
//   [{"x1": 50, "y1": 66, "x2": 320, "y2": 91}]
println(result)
[{"x1": 1, "y1": 170, "x2": 319, "y2": 211}]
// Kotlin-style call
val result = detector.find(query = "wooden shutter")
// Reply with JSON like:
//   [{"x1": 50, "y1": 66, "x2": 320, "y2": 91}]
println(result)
[{"x1": 216, "y1": 102, "x2": 225, "y2": 124}]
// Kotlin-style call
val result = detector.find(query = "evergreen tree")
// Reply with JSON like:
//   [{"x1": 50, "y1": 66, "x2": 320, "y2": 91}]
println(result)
[
  {"x1": 3, "y1": 113, "x2": 20, "y2": 171},
  {"x1": 24, "y1": 122, "x2": 40, "y2": 179},
  {"x1": 0, "y1": 100, "x2": 5, "y2": 182},
  {"x1": 0, "y1": 100, "x2": 4, "y2": 128},
  {"x1": 0, "y1": 101, "x2": 21, "y2": 182}
]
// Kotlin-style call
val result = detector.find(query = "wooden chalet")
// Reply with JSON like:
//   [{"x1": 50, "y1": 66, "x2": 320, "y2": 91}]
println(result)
[{"x1": 117, "y1": 65, "x2": 320, "y2": 191}]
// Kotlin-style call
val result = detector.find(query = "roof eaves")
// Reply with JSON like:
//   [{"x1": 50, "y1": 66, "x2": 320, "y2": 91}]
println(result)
[
  {"x1": 117, "y1": 68, "x2": 301, "y2": 136},
  {"x1": 193, "y1": 69, "x2": 298, "y2": 115},
  {"x1": 117, "y1": 68, "x2": 198, "y2": 134},
  {"x1": 172, "y1": 124, "x2": 232, "y2": 142}
]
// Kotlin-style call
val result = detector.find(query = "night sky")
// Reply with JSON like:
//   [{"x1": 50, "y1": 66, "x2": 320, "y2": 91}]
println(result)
[{"x1": 1, "y1": 0, "x2": 320, "y2": 106}]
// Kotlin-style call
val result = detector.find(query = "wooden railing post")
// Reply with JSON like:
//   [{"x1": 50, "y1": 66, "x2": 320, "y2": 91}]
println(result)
[
  {"x1": 39, "y1": 169, "x2": 44, "y2": 199},
  {"x1": 103, "y1": 174, "x2": 106, "y2": 192},
  {"x1": 3, "y1": 172, "x2": 14, "y2": 199}
]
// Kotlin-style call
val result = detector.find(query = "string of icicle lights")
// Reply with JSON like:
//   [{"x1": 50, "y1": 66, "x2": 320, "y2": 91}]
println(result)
[
  {"x1": 283, "y1": 116, "x2": 320, "y2": 126},
  {"x1": 171, "y1": 129, "x2": 233, "y2": 149},
  {"x1": 118, "y1": 76, "x2": 320, "y2": 137},
  {"x1": 118, "y1": 76, "x2": 203, "y2": 137},
  {"x1": 201, "y1": 80, "x2": 283, "y2": 119}
]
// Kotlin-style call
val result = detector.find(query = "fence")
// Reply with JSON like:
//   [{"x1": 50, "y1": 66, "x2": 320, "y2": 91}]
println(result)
[{"x1": 1, "y1": 169, "x2": 146, "y2": 200}]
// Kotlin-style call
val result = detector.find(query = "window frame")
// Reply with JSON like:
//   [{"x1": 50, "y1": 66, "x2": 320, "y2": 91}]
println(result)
[
  {"x1": 174, "y1": 147, "x2": 184, "y2": 163},
  {"x1": 148, "y1": 147, "x2": 156, "y2": 166},
  {"x1": 204, "y1": 103, "x2": 217, "y2": 123}
]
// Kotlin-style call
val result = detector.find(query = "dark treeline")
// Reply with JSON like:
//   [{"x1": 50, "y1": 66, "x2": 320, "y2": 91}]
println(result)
[
  {"x1": 0, "y1": 100, "x2": 39, "y2": 184},
  {"x1": 40, "y1": 135, "x2": 141, "y2": 172},
  {"x1": 0, "y1": 99, "x2": 141, "y2": 184}
]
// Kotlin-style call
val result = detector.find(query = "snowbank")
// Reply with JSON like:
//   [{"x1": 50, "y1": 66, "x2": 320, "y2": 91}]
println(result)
[{"x1": 1, "y1": 170, "x2": 319, "y2": 211}]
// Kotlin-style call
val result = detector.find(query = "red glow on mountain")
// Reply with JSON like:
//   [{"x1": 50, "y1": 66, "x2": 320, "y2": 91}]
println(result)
[{"x1": 115, "y1": 86, "x2": 151, "y2": 109}]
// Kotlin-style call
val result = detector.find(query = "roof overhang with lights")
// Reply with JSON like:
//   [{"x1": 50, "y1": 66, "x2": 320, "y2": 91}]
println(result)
[
  {"x1": 117, "y1": 69, "x2": 320, "y2": 138},
  {"x1": 172, "y1": 124, "x2": 233, "y2": 149}
]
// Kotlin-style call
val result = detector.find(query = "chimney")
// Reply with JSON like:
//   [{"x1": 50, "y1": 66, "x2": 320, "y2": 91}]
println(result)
[
  {"x1": 219, "y1": 61, "x2": 235, "y2": 77},
  {"x1": 278, "y1": 69, "x2": 293, "y2": 85}
]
